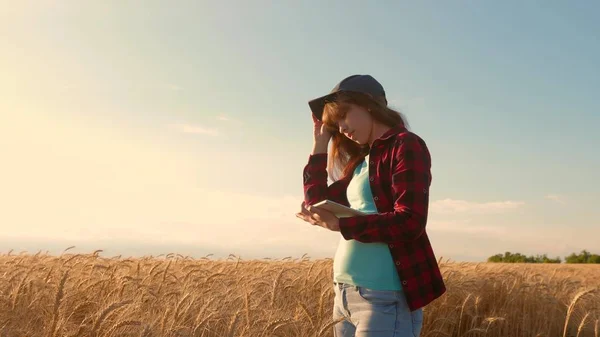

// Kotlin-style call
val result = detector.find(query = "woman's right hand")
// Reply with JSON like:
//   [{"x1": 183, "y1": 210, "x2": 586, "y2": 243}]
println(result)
[{"x1": 312, "y1": 114, "x2": 332, "y2": 154}]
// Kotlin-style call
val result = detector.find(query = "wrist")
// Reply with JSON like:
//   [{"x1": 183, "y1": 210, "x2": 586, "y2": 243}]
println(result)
[{"x1": 312, "y1": 141, "x2": 329, "y2": 154}]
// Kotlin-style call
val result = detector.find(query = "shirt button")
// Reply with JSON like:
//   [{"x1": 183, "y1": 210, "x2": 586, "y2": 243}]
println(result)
[
  {"x1": 402, "y1": 280, "x2": 407, "y2": 285},
  {"x1": 374, "y1": 197, "x2": 379, "y2": 201},
  {"x1": 369, "y1": 177, "x2": 374, "y2": 181},
  {"x1": 389, "y1": 244, "x2": 394, "y2": 248},
  {"x1": 370, "y1": 161, "x2": 374, "y2": 165},
  {"x1": 395, "y1": 261, "x2": 401, "y2": 266}
]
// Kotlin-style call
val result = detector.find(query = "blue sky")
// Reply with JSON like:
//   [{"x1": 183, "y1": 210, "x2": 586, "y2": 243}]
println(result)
[{"x1": 1, "y1": 1, "x2": 598, "y2": 261}]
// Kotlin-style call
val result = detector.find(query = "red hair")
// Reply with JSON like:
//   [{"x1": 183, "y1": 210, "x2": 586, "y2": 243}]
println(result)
[{"x1": 322, "y1": 92, "x2": 408, "y2": 181}]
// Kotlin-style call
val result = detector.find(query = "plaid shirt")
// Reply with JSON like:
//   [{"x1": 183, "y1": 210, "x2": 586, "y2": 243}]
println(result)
[{"x1": 302, "y1": 124, "x2": 446, "y2": 311}]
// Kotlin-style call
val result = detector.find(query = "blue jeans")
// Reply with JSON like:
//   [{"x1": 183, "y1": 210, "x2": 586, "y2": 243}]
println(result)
[{"x1": 333, "y1": 282, "x2": 423, "y2": 337}]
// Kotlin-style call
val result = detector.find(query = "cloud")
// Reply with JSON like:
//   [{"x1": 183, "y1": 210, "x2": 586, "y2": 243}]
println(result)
[
  {"x1": 430, "y1": 198, "x2": 525, "y2": 214},
  {"x1": 216, "y1": 114, "x2": 241, "y2": 124},
  {"x1": 428, "y1": 220, "x2": 507, "y2": 235},
  {"x1": 169, "y1": 123, "x2": 219, "y2": 136},
  {"x1": 1, "y1": 180, "x2": 335, "y2": 257},
  {"x1": 545, "y1": 194, "x2": 566, "y2": 204}
]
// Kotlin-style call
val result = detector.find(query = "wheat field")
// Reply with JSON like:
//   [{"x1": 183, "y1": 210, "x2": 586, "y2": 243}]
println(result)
[{"x1": 1, "y1": 249, "x2": 599, "y2": 337}]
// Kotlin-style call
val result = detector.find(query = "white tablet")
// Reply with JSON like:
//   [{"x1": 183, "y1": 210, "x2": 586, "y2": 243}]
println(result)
[{"x1": 311, "y1": 200, "x2": 366, "y2": 218}]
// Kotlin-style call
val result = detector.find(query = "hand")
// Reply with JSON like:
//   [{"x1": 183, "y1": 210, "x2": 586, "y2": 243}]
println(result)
[
  {"x1": 296, "y1": 201, "x2": 340, "y2": 232},
  {"x1": 312, "y1": 113, "x2": 332, "y2": 146}
]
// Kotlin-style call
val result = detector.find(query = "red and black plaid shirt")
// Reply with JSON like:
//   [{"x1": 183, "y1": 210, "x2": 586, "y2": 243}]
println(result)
[{"x1": 302, "y1": 124, "x2": 446, "y2": 311}]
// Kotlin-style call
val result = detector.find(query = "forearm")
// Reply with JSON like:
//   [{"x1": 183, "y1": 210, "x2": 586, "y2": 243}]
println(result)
[
  {"x1": 302, "y1": 150, "x2": 348, "y2": 206},
  {"x1": 311, "y1": 141, "x2": 328, "y2": 155},
  {"x1": 302, "y1": 153, "x2": 329, "y2": 205},
  {"x1": 338, "y1": 208, "x2": 427, "y2": 243}
]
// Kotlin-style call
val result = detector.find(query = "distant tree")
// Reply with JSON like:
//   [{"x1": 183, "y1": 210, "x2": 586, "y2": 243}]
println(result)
[
  {"x1": 487, "y1": 254, "x2": 503, "y2": 263},
  {"x1": 582, "y1": 250, "x2": 591, "y2": 262},
  {"x1": 565, "y1": 252, "x2": 581, "y2": 264},
  {"x1": 589, "y1": 255, "x2": 600, "y2": 264},
  {"x1": 488, "y1": 249, "x2": 600, "y2": 264},
  {"x1": 565, "y1": 250, "x2": 600, "y2": 264},
  {"x1": 487, "y1": 252, "x2": 561, "y2": 263},
  {"x1": 543, "y1": 255, "x2": 562, "y2": 263}
]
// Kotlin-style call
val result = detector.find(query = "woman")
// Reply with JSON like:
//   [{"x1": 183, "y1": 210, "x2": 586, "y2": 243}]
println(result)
[{"x1": 296, "y1": 75, "x2": 446, "y2": 337}]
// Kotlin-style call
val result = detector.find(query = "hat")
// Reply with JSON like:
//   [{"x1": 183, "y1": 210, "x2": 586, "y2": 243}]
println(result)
[{"x1": 308, "y1": 74, "x2": 387, "y2": 121}]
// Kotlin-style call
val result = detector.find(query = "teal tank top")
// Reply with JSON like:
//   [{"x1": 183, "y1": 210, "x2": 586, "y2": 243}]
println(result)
[{"x1": 333, "y1": 154, "x2": 403, "y2": 290}]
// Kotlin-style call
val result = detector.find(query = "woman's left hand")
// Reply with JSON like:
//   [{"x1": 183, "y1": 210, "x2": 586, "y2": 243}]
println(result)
[{"x1": 296, "y1": 202, "x2": 340, "y2": 232}]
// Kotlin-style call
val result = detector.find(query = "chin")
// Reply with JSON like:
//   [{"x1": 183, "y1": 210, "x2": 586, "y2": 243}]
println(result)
[{"x1": 346, "y1": 134, "x2": 365, "y2": 145}]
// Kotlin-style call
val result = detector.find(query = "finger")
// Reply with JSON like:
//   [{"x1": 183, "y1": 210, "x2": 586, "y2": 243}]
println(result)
[
  {"x1": 296, "y1": 212, "x2": 309, "y2": 222},
  {"x1": 306, "y1": 204, "x2": 319, "y2": 215},
  {"x1": 297, "y1": 212, "x2": 319, "y2": 227},
  {"x1": 302, "y1": 206, "x2": 314, "y2": 216},
  {"x1": 311, "y1": 212, "x2": 322, "y2": 222},
  {"x1": 300, "y1": 207, "x2": 311, "y2": 216},
  {"x1": 300, "y1": 212, "x2": 318, "y2": 226},
  {"x1": 307, "y1": 206, "x2": 327, "y2": 218},
  {"x1": 301, "y1": 202, "x2": 312, "y2": 214}
]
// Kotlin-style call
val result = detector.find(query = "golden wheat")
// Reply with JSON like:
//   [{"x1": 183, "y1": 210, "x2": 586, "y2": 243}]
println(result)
[{"x1": 0, "y1": 252, "x2": 599, "y2": 336}]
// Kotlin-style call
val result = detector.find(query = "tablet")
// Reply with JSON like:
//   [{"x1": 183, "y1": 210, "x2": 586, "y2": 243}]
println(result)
[{"x1": 311, "y1": 200, "x2": 366, "y2": 218}]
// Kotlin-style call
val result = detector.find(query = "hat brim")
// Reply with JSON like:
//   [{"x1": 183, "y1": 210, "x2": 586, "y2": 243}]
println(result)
[{"x1": 308, "y1": 92, "x2": 338, "y2": 121}]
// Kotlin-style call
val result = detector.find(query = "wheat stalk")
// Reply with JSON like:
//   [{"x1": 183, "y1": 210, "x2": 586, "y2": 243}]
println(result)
[
  {"x1": 457, "y1": 293, "x2": 473, "y2": 334},
  {"x1": 261, "y1": 318, "x2": 295, "y2": 337},
  {"x1": 226, "y1": 309, "x2": 242, "y2": 337},
  {"x1": 157, "y1": 260, "x2": 172, "y2": 295},
  {"x1": 576, "y1": 312, "x2": 591, "y2": 337},
  {"x1": 47, "y1": 270, "x2": 69, "y2": 337},
  {"x1": 563, "y1": 289, "x2": 596, "y2": 337},
  {"x1": 139, "y1": 323, "x2": 152, "y2": 337},
  {"x1": 317, "y1": 317, "x2": 345, "y2": 337},
  {"x1": 271, "y1": 268, "x2": 285, "y2": 306},
  {"x1": 1, "y1": 252, "x2": 599, "y2": 336},
  {"x1": 192, "y1": 312, "x2": 216, "y2": 336},
  {"x1": 11, "y1": 265, "x2": 35, "y2": 309},
  {"x1": 105, "y1": 320, "x2": 142, "y2": 336},
  {"x1": 90, "y1": 300, "x2": 133, "y2": 337}
]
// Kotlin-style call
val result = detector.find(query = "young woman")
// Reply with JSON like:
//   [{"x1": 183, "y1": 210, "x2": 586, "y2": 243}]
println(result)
[{"x1": 296, "y1": 75, "x2": 446, "y2": 337}]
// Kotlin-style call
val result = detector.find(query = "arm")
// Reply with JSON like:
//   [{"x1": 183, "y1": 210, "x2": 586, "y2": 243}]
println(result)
[
  {"x1": 338, "y1": 135, "x2": 431, "y2": 243},
  {"x1": 302, "y1": 153, "x2": 349, "y2": 206}
]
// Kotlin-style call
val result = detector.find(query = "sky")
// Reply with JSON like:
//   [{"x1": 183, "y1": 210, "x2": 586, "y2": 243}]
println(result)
[{"x1": 1, "y1": 1, "x2": 599, "y2": 262}]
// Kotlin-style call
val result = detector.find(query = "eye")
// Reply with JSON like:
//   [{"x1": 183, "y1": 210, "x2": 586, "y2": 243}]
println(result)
[{"x1": 338, "y1": 108, "x2": 348, "y2": 119}]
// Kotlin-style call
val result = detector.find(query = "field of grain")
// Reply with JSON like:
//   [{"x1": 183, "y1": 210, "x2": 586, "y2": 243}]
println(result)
[{"x1": 1, "y1": 249, "x2": 599, "y2": 337}]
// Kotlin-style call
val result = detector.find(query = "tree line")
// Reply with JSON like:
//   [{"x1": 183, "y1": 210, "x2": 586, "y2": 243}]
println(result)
[{"x1": 487, "y1": 250, "x2": 600, "y2": 263}]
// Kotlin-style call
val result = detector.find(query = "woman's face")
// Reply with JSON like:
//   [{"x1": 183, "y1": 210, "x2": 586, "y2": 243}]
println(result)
[{"x1": 334, "y1": 103, "x2": 373, "y2": 145}]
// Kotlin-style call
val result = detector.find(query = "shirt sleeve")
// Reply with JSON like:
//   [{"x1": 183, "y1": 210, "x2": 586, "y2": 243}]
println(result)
[
  {"x1": 302, "y1": 153, "x2": 349, "y2": 206},
  {"x1": 338, "y1": 135, "x2": 431, "y2": 243}
]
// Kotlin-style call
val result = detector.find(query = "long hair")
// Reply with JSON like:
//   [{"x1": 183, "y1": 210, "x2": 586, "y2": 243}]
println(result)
[{"x1": 322, "y1": 92, "x2": 409, "y2": 181}]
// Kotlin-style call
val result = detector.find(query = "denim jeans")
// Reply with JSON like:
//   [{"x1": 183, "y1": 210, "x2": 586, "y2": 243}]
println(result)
[{"x1": 333, "y1": 282, "x2": 423, "y2": 337}]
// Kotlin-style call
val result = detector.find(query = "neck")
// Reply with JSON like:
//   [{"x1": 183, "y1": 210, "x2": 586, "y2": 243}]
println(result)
[{"x1": 368, "y1": 122, "x2": 391, "y2": 146}]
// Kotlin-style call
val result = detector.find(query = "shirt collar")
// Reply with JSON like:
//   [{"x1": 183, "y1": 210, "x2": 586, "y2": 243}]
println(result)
[{"x1": 378, "y1": 123, "x2": 407, "y2": 141}]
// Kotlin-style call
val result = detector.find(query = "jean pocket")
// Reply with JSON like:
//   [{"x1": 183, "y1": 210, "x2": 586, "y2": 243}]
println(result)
[
  {"x1": 411, "y1": 308, "x2": 423, "y2": 337},
  {"x1": 356, "y1": 286, "x2": 399, "y2": 305}
]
